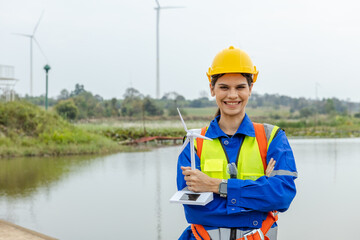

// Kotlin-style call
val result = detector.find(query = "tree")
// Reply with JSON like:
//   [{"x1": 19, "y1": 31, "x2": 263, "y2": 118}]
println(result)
[
  {"x1": 110, "y1": 98, "x2": 120, "y2": 116},
  {"x1": 54, "y1": 99, "x2": 79, "y2": 120},
  {"x1": 72, "y1": 92, "x2": 99, "y2": 118},
  {"x1": 143, "y1": 97, "x2": 164, "y2": 116},
  {"x1": 57, "y1": 89, "x2": 69, "y2": 100},
  {"x1": 70, "y1": 84, "x2": 86, "y2": 97},
  {"x1": 161, "y1": 91, "x2": 185, "y2": 101},
  {"x1": 121, "y1": 88, "x2": 143, "y2": 117},
  {"x1": 324, "y1": 99, "x2": 336, "y2": 114},
  {"x1": 189, "y1": 99, "x2": 202, "y2": 108},
  {"x1": 123, "y1": 87, "x2": 143, "y2": 100},
  {"x1": 299, "y1": 107, "x2": 314, "y2": 118}
]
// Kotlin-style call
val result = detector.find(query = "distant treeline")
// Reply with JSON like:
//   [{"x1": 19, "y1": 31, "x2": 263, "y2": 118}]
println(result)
[
  {"x1": 248, "y1": 93, "x2": 360, "y2": 117},
  {"x1": 4, "y1": 83, "x2": 360, "y2": 120}
]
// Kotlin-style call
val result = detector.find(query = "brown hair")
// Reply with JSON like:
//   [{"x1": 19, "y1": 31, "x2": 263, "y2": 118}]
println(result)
[{"x1": 211, "y1": 73, "x2": 253, "y2": 117}]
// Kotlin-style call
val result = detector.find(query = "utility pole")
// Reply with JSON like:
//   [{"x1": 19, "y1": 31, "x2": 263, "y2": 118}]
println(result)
[{"x1": 44, "y1": 64, "x2": 51, "y2": 110}]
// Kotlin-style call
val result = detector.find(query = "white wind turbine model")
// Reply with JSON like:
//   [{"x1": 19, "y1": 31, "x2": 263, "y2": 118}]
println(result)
[
  {"x1": 169, "y1": 108, "x2": 214, "y2": 206},
  {"x1": 13, "y1": 11, "x2": 48, "y2": 96}
]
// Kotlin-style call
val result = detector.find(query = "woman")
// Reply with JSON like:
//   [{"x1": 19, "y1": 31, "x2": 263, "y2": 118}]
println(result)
[{"x1": 177, "y1": 46, "x2": 297, "y2": 240}]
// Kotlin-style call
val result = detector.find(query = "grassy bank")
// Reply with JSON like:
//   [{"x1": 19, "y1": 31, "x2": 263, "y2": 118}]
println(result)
[
  {"x1": 1, "y1": 101, "x2": 359, "y2": 158},
  {"x1": 77, "y1": 117, "x2": 210, "y2": 142},
  {"x1": 78, "y1": 107, "x2": 360, "y2": 140},
  {"x1": 0, "y1": 101, "x2": 126, "y2": 158}
]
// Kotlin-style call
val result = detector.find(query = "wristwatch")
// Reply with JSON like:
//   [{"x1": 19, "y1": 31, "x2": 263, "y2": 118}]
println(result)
[{"x1": 219, "y1": 179, "x2": 228, "y2": 198}]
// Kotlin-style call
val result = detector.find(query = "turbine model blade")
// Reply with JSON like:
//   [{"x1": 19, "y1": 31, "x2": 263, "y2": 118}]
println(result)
[
  {"x1": 179, "y1": 138, "x2": 190, "y2": 156},
  {"x1": 33, "y1": 37, "x2": 49, "y2": 63},
  {"x1": 33, "y1": 10, "x2": 45, "y2": 35},
  {"x1": 192, "y1": 132, "x2": 213, "y2": 141},
  {"x1": 177, "y1": 108, "x2": 188, "y2": 132}
]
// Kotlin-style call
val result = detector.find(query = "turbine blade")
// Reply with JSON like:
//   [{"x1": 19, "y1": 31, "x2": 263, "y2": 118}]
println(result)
[
  {"x1": 161, "y1": 6, "x2": 186, "y2": 9},
  {"x1": 177, "y1": 108, "x2": 188, "y2": 132},
  {"x1": 192, "y1": 132, "x2": 212, "y2": 141},
  {"x1": 33, "y1": 10, "x2": 45, "y2": 35},
  {"x1": 155, "y1": 0, "x2": 160, "y2": 7},
  {"x1": 33, "y1": 37, "x2": 49, "y2": 63},
  {"x1": 178, "y1": 138, "x2": 189, "y2": 156},
  {"x1": 12, "y1": 33, "x2": 32, "y2": 38}
]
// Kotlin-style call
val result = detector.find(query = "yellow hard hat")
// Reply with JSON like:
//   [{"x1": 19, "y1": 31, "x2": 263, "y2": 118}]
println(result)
[{"x1": 206, "y1": 46, "x2": 259, "y2": 83}]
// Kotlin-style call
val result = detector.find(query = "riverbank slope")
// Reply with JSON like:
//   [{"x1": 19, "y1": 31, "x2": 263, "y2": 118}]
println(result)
[{"x1": 0, "y1": 101, "x2": 124, "y2": 158}]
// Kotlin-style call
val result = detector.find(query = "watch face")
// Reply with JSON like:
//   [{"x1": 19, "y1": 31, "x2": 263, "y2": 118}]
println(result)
[{"x1": 220, "y1": 182, "x2": 227, "y2": 194}]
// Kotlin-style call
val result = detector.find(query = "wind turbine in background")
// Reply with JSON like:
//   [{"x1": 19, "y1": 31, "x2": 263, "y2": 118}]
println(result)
[
  {"x1": 154, "y1": 0, "x2": 185, "y2": 99},
  {"x1": 13, "y1": 11, "x2": 49, "y2": 96}
]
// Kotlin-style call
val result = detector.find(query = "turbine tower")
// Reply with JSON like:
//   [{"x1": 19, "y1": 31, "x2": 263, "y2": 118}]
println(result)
[
  {"x1": 13, "y1": 11, "x2": 48, "y2": 96},
  {"x1": 154, "y1": 0, "x2": 184, "y2": 99}
]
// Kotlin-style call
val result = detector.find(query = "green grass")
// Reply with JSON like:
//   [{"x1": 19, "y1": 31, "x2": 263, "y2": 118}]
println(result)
[{"x1": 0, "y1": 101, "x2": 124, "y2": 158}]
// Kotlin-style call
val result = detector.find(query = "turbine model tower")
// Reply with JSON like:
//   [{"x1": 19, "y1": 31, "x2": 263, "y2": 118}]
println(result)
[{"x1": 13, "y1": 11, "x2": 48, "y2": 96}]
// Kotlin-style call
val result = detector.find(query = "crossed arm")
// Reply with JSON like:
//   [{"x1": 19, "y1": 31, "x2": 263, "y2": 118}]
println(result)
[{"x1": 181, "y1": 158, "x2": 276, "y2": 194}]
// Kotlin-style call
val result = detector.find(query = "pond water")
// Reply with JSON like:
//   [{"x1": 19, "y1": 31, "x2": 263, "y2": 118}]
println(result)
[{"x1": 1, "y1": 138, "x2": 360, "y2": 239}]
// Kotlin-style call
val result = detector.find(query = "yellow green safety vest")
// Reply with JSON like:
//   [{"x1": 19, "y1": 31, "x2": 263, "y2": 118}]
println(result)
[{"x1": 194, "y1": 123, "x2": 280, "y2": 180}]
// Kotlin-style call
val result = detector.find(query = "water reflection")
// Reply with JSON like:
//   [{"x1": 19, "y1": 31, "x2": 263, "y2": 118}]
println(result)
[
  {"x1": 279, "y1": 138, "x2": 360, "y2": 239},
  {"x1": 0, "y1": 155, "x2": 98, "y2": 198},
  {"x1": 156, "y1": 157, "x2": 162, "y2": 240},
  {"x1": 1, "y1": 139, "x2": 359, "y2": 239}
]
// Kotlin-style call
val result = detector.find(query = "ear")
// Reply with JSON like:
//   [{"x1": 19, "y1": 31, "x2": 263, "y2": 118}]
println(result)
[
  {"x1": 210, "y1": 83, "x2": 215, "y2": 97},
  {"x1": 249, "y1": 83, "x2": 254, "y2": 96}
]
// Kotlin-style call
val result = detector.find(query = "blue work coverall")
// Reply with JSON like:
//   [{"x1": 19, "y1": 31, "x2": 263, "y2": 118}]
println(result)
[{"x1": 177, "y1": 114, "x2": 297, "y2": 239}]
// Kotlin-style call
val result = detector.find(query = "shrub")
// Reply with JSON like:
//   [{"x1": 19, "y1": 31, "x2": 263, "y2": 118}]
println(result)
[{"x1": 54, "y1": 99, "x2": 79, "y2": 120}]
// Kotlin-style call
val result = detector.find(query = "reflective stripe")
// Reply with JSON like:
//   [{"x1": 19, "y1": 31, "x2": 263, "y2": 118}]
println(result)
[
  {"x1": 267, "y1": 125, "x2": 280, "y2": 149},
  {"x1": 258, "y1": 229, "x2": 265, "y2": 240},
  {"x1": 207, "y1": 229, "x2": 220, "y2": 240},
  {"x1": 263, "y1": 123, "x2": 274, "y2": 142},
  {"x1": 269, "y1": 170, "x2": 298, "y2": 178},
  {"x1": 206, "y1": 227, "x2": 278, "y2": 240}
]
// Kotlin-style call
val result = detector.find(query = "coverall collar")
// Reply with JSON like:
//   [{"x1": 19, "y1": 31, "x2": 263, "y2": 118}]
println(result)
[{"x1": 205, "y1": 113, "x2": 255, "y2": 139}]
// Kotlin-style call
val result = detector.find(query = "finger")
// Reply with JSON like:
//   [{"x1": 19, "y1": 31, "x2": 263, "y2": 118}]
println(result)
[
  {"x1": 181, "y1": 166, "x2": 191, "y2": 171},
  {"x1": 184, "y1": 175, "x2": 191, "y2": 181},
  {"x1": 182, "y1": 167, "x2": 192, "y2": 176},
  {"x1": 269, "y1": 158, "x2": 276, "y2": 168},
  {"x1": 266, "y1": 158, "x2": 276, "y2": 177}
]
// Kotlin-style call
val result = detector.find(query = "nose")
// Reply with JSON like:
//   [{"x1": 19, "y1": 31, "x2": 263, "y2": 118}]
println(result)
[{"x1": 228, "y1": 87, "x2": 237, "y2": 99}]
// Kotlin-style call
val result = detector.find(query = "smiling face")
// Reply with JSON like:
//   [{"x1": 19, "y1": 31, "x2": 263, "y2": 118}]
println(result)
[{"x1": 210, "y1": 73, "x2": 253, "y2": 119}]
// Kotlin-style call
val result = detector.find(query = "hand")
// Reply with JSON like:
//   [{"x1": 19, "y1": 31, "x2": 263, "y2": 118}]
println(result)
[
  {"x1": 265, "y1": 158, "x2": 276, "y2": 177},
  {"x1": 181, "y1": 166, "x2": 221, "y2": 193}
]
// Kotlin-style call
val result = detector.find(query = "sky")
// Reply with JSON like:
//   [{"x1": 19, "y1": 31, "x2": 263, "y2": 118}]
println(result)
[{"x1": 1, "y1": 0, "x2": 360, "y2": 101}]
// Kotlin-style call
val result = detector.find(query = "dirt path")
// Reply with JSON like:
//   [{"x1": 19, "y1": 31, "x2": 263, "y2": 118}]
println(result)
[{"x1": 0, "y1": 220, "x2": 57, "y2": 240}]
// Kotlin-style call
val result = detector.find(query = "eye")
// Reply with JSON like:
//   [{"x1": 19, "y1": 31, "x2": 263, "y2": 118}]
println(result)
[
  {"x1": 237, "y1": 85, "x2": 246, "y2": 89},
  {"x1": 220, "y1": 86, "x2": 228, "y2": 90}
]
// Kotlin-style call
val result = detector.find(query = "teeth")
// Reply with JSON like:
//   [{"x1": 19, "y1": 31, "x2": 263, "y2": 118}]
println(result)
[{"x1": 226, "y1": 102, "x2": 239, "y2": 105}]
